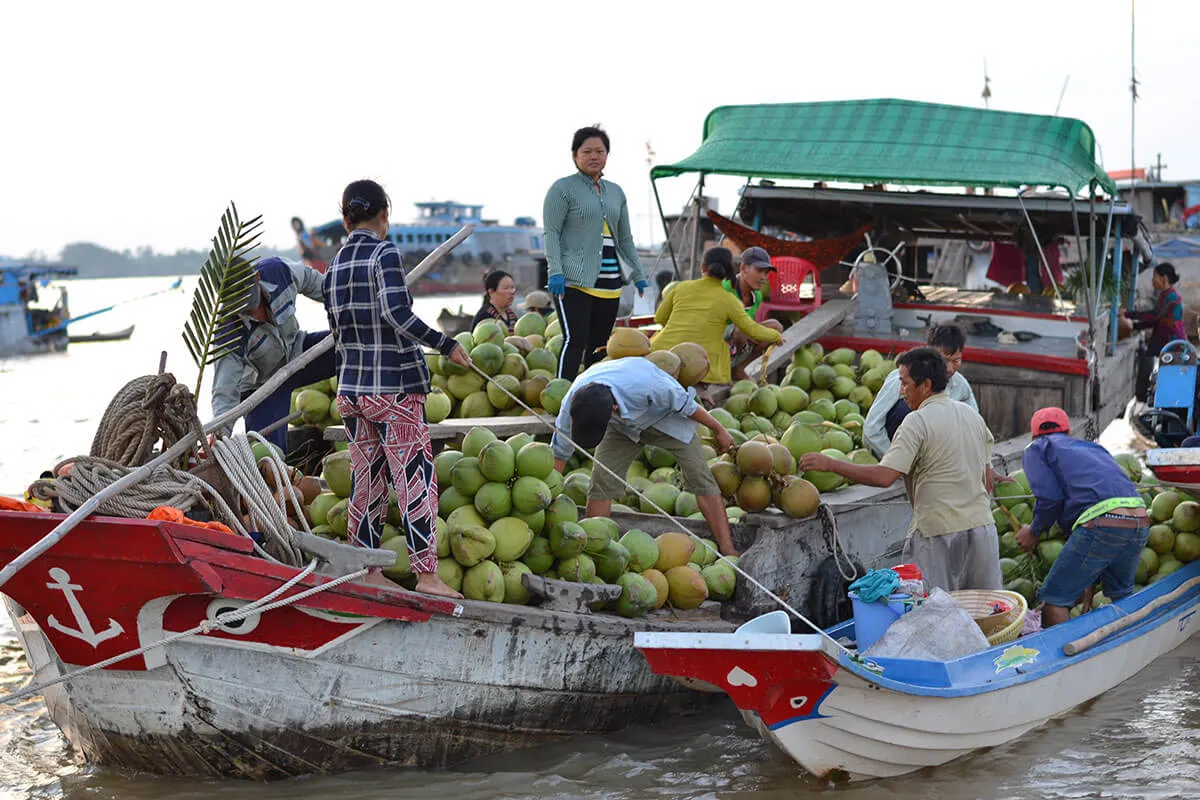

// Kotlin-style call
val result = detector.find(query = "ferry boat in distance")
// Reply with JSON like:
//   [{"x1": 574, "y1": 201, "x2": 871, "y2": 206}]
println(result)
[
  {"x1": 311, "y1": 201, "x2": 543, "y2": 296},
  {"x1": 0, "y1": 264, "x2": 76, "y2": 357}
]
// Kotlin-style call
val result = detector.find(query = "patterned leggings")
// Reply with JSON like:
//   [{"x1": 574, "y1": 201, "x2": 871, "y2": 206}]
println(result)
[{"x1": 334, "y1": 394, "x2": 439, "y2": 574}]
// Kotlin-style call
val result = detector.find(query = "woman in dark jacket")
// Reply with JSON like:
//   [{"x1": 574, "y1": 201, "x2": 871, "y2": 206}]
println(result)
[
  {"x1": 1126, "y1": 262, "x2": 1186, "y2": 353},
  {"x1": 471, "y1": 270, "x2": 518, "y2": 333}
]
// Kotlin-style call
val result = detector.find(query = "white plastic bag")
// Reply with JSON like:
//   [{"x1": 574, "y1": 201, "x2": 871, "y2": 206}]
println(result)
[{"x1": 865, "y1": 588, "x2": 990, "y2": 660}]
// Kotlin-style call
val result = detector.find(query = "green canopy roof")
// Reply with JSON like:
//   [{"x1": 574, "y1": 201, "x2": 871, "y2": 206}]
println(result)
[{"x1": 652, "y1": 99, "x2": 1116, "y2": 195}]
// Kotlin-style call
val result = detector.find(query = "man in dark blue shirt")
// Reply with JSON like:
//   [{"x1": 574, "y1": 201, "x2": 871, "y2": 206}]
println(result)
[{"x1": 1016, "y1": 407, "x2": 1150, "y2": 627}]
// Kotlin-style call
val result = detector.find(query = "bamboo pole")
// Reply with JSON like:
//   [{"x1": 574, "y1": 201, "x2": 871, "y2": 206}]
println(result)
[
  {"x1": 1062, "y1": 576, "x2": 1199, "y2": 656},
  {"x1": 0, "y1": 227, "x2": 473, "y2": 590}
]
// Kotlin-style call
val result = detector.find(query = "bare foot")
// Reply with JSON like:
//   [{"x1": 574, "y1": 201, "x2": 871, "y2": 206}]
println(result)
[{"x1": 414, "y1": 573, "x2": 464, "y2": 599}]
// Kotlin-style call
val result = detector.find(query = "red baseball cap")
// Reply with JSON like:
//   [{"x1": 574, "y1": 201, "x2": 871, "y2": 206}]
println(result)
[{"x1": 1031, "y1": 407, "x2": 1070, "y2": 437}]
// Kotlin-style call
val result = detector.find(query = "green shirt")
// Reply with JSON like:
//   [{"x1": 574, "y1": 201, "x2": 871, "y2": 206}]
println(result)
[
  {"x1": 723, "y1": 276, "x2": 762, "y2": 320},
  {"x1": 543, "y1": 171, "x2": 644, "y2": 289}
]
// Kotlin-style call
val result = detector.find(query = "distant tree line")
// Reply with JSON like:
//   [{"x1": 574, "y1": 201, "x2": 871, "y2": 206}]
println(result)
[{"x1": 31, "y1": 242, "x2": 304, "y2": 279}]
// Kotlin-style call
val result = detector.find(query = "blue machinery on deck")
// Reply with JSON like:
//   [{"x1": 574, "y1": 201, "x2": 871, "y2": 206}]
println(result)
[{"x1": 1136, "y1": 339, "x2": 1200, "y2": 447}]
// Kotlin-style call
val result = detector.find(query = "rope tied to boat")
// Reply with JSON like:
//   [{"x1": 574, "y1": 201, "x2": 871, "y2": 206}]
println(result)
[
  {"x1": 209, "y1": 432, "x2": 307, "y2": 566},
  {"x1": 28, "y1": 455, "x2": 243, "y2": 523},
  {"x1": 89, "y1": 373, "x2": 206, "y2": 467},
  {"x1": 818, "y1": 503, "x2": 859, "y2": 582}
]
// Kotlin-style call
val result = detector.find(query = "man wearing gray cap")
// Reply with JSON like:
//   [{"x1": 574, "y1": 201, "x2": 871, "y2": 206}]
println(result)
[{"x1": 725, "y1": 246, "x2": 785, "y2": 381}]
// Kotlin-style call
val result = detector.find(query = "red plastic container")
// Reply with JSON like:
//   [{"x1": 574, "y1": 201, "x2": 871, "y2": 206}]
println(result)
[{"x1": 891, "y1": 563, "x2": 923, "y2": 581}]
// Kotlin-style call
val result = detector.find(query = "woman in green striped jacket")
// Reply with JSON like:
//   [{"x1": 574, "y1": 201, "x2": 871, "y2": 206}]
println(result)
[{"x1": 543, "y1": 126, "x2": 648, "y2": 380}]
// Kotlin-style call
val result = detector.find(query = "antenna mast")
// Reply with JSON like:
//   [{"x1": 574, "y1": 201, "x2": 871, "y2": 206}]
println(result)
[
  {"x1": 1130, "y1": 0, "x2": 1138, "y2": 182},
  {"x1": 981, "y1": 59, "x2": 992, "y2": 108}
]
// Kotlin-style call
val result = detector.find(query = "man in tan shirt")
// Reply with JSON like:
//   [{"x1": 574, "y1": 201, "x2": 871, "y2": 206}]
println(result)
[{"x1": 798, "y1": 347, "x2": 1002, "y2": 591}]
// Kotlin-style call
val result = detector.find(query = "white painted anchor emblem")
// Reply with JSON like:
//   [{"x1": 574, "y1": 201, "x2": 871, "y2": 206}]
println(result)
[{"x1": 45, "y1": 567, "x2": 124, "y2": 647}]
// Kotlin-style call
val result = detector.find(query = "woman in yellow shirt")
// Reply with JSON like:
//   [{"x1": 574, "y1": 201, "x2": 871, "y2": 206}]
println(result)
[{"x1": 651, "y1": 247, "x2": 783, "y2": 385}]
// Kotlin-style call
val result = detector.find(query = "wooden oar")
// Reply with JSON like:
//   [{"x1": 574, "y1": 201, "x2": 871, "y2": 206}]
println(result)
[
  {"x1": 0, "y1": 227, "x2": 473, "y2": 590},
  {"x1": 1062, "y1": 576, "x2": 1199, "y2": 656}
]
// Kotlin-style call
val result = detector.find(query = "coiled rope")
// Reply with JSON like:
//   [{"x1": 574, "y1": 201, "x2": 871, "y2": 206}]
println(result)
[
  {"x1": 29, "y1": 456, "x2": 240, "y2": 525},
  {"x1": 89, "y1": 373, "x2": 206, "y2": 467},
  {"x1": 467, "y1": 363, "x2": 855, "y2": 656}
]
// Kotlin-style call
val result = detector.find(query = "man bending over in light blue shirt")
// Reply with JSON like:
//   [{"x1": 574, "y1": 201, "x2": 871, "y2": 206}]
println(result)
[{"x1": 552, "y1": 358, "x2": 739, "y2": 556}]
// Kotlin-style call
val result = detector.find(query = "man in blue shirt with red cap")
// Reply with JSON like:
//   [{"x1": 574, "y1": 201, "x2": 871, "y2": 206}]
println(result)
[{"x1": 1016, "y1": 407, "x2": 1150, "y2": 627}]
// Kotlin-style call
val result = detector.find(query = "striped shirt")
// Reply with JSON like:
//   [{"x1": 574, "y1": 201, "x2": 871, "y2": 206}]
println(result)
[
  {"x1": 323, "y1": 229, "x2": 457, "y2": 397},
  {"x1": 578, "y1": 220, "x2": 623, "y2": 299}
]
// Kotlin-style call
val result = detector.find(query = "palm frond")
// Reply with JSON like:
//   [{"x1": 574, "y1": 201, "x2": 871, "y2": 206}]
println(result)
[{"x1": 183, "y1": 203, "x2": 263, "y2": 399}]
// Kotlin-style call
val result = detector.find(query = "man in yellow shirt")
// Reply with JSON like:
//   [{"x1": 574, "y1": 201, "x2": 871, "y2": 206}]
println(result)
[{"x1": 798, "y1": 347, "x2": 1001, "y2": 591}]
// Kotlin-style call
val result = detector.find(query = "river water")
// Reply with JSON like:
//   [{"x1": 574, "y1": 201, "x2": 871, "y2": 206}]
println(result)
[{"x1": 0, "y1": 278, "x2": 1196, "y2": 799}]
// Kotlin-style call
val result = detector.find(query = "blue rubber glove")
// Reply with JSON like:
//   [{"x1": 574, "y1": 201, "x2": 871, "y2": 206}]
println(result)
[
  {"x1": 635, "y1": 279, "x2": 648, "y2": 296},
  {"x1": 548, "y1": 274, "x2": 566, "y2": 297}
]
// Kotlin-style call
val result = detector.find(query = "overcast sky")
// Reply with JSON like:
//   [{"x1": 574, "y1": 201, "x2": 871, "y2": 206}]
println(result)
[{"x1": 2, "y1": 0, "x2": 1196, "y2": 260}]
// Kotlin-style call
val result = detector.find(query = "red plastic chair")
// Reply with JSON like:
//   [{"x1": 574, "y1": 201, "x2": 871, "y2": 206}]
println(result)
[{"x1": 755, "y1": 256, "x2": 822, "y2": 322}]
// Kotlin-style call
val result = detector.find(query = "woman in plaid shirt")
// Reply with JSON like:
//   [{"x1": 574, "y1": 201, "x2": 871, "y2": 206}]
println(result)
[{"x1": 324, "y1": 180, "x2": 470, "y2": 598}]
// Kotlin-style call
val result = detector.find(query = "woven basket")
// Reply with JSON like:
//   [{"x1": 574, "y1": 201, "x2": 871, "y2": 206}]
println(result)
[{"x1": 950, "y1": 590, "x2": 1029, "y2": 646}]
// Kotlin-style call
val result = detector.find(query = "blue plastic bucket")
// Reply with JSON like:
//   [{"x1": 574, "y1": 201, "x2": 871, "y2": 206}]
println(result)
[{"x1": 849, "y1": 591, "x2": 913, "y2": 651}]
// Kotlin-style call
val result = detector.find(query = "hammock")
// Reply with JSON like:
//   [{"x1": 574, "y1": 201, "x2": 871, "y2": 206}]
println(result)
[{"x1": 707, "y1": 210, "x2": 871, "y2": 270}]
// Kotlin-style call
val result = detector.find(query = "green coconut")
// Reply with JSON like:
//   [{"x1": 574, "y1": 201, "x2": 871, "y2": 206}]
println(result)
[
  {"x1": 701, "y1": 560, "x2": 737, "y2": 600},
  {"x1": 689, "y1": 539, "x2": 719, "y2": 568},
  {"x1": 450, "y1": 456, "x2": 487, "y2": 497},
  {"x1": 614, "y1": 572, "x2": 658, "y2": 618},
  {"x1": 462, "y1": 427, "x2": 498, "y2": 459},
  {"x1": 445, "y1": 503, "x2": 486, "y2": 535},
  {"x1": 437, "y1": 558, "x2": 464, "y2": 592},
  {"x1": 593, "y1": 540, "x2": 632, "y2": 583},
  {"x1": 511, "y1": 476, "x2": 552, "y2": 514},
  {"x1": 549, "y1": 520, "x2": 588, "y2": 558},
  {"x1": 514, "y1": 312, "x2": 547, "y2": 338},
  {"x1": 462, "y1": 560, "x2": 505, "y2": 602},
  {"x1": 478, "y1": 440, "x2": 517, "y2": 483},
  {"x1": 579, "y1": 516, "x2": 620, "y2": 554},
  {"x1": 308, "y1": 492, "x2": 341, "y2": 527},
  {"x1": 474, "y1": 481, "x2": 513, "y2": 521},
  {"x1": 522, "y1": 536, "x2": 555, "y2": 574},
  {"x1": 486, "y1": 373, "x2": 522, "y2": 410},
  {"x1": 640, "y1": 482, "x2": 680, "y2": 515},
  {"x1": 450, "y1": 525, "x2": 496, "y2": 567},
  {"x1": 490, "y1": 516, "x2": 534, "y2": 561},
  {"x1": 500, "y1": 561, "x2": 534, "y2": 604},
  {"x1": 540, "y1": 378, "x2": 572, "y2": 415},
  {"x1": 321, "y1": 451, "x2": 353, "y2": 499},
  {"x1": 326, "y1": 499, "x2": 349, "y2": 538},
  {"x1": 543, "y1": 493, "x2": 579, "y2": 532},
  {"x1": 557, "y1": 553, "x2": 597, "y2": 583},
  {"x1": 516, "y1": 442, "x2": 555, "y2": 480},
  {"x1": 378, "y1": 537, "x2": 413, "y2": 581},
  {"x1": 619, "y1": 529, "x2": 659, "y2": 572}
]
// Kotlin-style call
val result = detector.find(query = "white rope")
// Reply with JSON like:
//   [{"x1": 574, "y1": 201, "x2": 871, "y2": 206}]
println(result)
[
  {"x1": 818, "y1": 504, "x2": 858, "y2": 582},
  {"x1": 0, "y1": 558, "x2": 373, "y2": 707},
  {"x1": 210, "y1": 435, "x2": 303, "y2": 565},
  {"x1": 466, "y1": 363, "x2": 855, "y2": 655}
]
